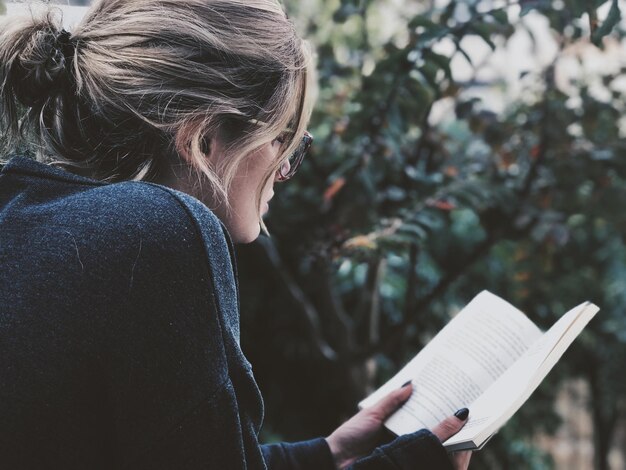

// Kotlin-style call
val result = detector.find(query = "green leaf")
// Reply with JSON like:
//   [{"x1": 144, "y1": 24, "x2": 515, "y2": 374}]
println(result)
[
  {"x1": 333, "y1": 0, "x2": 361, "y2": 23},
  {"x1": 410, "y1": 15, "x2": 450, "y2": 47},
  {"x1": 591, "y1": 0, "x2": 622, "y2": 47},
  {"x1": 520, "y1": 0, "x2": 545, "y2": 17},
  {"x1": 410, "y1": 211, "x2": 444, "y2": 231},
  {"x1": 0, "y1": 1, "x2": 5, "y2": 15},
  {"x1": 424, "y1": 50, "x2": 453, "y2": 81},
  {"x1": 470, "y1": 23, "x2": 496, "y2": 50},
  {"x1": 409, "y1": 16, "x2": 439, "y2": 30},
  {"x1": 415, "y1": 26, "x2": 449, "y2": 47},
  {"x1": 454, "y1": 41, "x2": 473, "y2": 66},
  {"x1": 418, "y1": 61, "x2": 441, "y2": 89},
  {"x1": 440, "y1": 1, "x2": 457, "y2": 25},
  {"x1": 490, "y1": 9, "x2": 509, "y2": 25},
  {"x1": 397, "y1": 223, "x2": 428, "y2": 240}
]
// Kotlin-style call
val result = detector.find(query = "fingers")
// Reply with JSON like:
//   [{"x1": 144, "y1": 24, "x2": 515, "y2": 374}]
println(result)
[
  {"x1": 451, "y1": 450, "x2": 472, "y2": 470},
  {"x1": 431, "y1": 408, "x2": 469, "y2": 442},
  {"x1": 369, "y1": 381, "x2": 414, "y2": 420}
]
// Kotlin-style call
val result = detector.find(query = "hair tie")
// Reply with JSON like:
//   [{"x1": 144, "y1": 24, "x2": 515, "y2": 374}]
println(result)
[
  {"x1": 15, "y1": 28, "x2": 78, "y2": 107},
  {"x1": 56, "y1": 29, "x2": 77, "y2": 66}
]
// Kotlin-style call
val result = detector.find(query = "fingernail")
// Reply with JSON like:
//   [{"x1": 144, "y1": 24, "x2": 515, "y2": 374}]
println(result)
[
  {"x1": 401, "y1": 380, "x2": 412, "y2": 388},
  {"x1": 454, "y1": 408, "x2": 469, "y2": 420}
]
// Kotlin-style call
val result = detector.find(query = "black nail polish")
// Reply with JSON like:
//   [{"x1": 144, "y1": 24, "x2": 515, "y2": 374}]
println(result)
[
  {"x1": 454, "y1": 408, "x2": 469, "y2": 420},
  {"x1": 401, "y1": 380, "x2": 412, "y2": 388}
]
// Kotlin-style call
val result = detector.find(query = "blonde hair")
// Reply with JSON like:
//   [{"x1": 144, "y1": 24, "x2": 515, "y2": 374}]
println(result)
[{"x1": 0, "y1": 0, "x2": 314, "y2": 215}]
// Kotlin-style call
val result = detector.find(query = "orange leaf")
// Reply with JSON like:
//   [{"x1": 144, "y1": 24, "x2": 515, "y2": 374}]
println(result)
[
  {"x1": 444, "y1": 165, "x2": 459, "y2": 178},
  {"x1": 530, "y1": 145, "x2": 541, "y2": 159},
  {"x1": 333, "y1": 118, "x2": 349, "y2": 135},
  {"x1": 514, "y1": 271, "x2": 531, "y2": 282},
  {"x1": 343, "y1": 235, "x2": 377, "y2": 250},
  {"x1": 426, "y1": 198, "x2": 456, "y2": 211},
  {"x1": 324, "y1": 177, "x2": 346, "y2": 203}
]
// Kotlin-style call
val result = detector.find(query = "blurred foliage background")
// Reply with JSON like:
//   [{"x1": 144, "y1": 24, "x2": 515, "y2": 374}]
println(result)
[{"x1": 234, "y1": 0, "x2": 626, "y2": 469}]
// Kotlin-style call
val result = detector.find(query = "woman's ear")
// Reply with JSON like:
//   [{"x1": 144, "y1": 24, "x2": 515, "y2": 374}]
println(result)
[
  {"x1": 171, "y1": 119, "x2": 229, "y2": 205},
  {"x1": 174, "y1": 118, "x2": 217, "y2": 166}
]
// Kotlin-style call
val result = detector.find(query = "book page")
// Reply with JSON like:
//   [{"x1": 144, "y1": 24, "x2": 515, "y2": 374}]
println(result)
[
  {"x1": 444, "y1": 301, "x2": 598, "y2": 449},
  {"x1": 359, "y1": 291, "x2": 542, "y2": 434}
]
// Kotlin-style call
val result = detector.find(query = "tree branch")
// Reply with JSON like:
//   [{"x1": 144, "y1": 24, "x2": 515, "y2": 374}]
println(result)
[
  {"x1": 402, "y1": 243, "x2": 420, "y2": 320},
  {"x1": 519, "y1": 64, "x2": 555, "y2": 199},
  {"x1": 368, "y1": 258, "x2": 387, "y2": 345},
  {"x1": 352, "y1": 234, "x2": 497, "y2": 362},
  {"x1": 311, "y1": 258, "x2": 356, "y2": 355}
]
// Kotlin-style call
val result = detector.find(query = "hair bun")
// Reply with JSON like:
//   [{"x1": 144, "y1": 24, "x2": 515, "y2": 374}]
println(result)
[{"x1": 13, "y1": 25, "x2": 76, "y2": 107}]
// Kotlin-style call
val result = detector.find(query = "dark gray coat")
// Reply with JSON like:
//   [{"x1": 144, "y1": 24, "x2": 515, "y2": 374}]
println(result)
[{"x1": 0, "y1": 156, "x2": 452, "y2": 469}]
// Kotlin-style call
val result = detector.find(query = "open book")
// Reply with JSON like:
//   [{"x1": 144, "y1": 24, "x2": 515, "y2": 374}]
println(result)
[{"x1": 358, "y1": 291, "x2": 599, "y2": 451}]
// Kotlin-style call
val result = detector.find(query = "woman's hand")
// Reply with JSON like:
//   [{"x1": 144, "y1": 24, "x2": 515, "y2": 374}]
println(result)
[
  {"x1": 430, "y1": 409, "x2": 472, "y2": 470},
  {"x1": 326, "y1": 382, "x2": 414, "y2": 468},
  {"x1": 325, "y1": 383, "x2": 471, "y2": 469}
]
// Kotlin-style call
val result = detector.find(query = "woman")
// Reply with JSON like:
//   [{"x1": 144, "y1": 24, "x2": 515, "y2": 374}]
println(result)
[{"x1": 0, "y1": 0, "x2": 471, "y2": 468}]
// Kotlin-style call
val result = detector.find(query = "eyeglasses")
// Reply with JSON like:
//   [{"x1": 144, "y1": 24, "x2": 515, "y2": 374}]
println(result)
[{"x1": 276, "y1": 131, "x2": 313, "y2": 181}]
